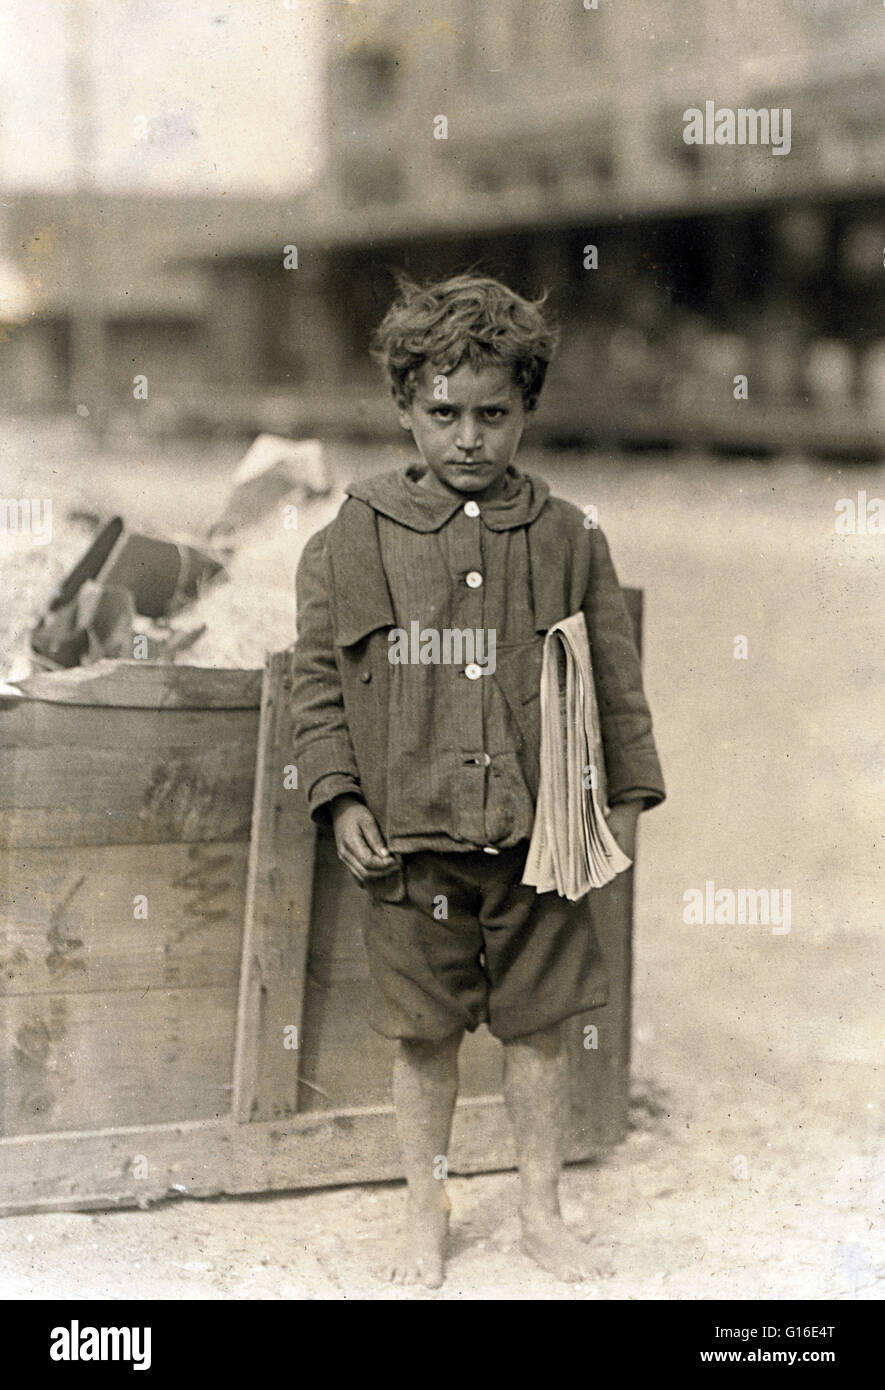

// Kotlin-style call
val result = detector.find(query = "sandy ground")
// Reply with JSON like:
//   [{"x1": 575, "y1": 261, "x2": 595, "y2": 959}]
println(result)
[{"x1": 0, "y1": 415, "x2": 883, "y2": 1300}]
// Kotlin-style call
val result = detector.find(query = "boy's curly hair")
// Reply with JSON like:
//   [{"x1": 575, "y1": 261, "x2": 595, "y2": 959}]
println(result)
[{"x1": 371, "y1": 272, "x2": 560, "y2": 412}]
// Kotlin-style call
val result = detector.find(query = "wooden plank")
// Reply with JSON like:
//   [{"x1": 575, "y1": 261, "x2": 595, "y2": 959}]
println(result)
[
  {"x1": 0, "y1": 1089, "x2": 608, "y2": 1212},
  {"x1": 298, "y1": 832, "x2": 395, "y2": 1111},
  {"x1": 232, "y1": 649, "x2": 316, "y2": 1122},
  {"x1": 565, "y1": 586, "x2": 643, "y2": 1150},
  {"x1": 0, "y1": 661, "x2": 262, "y2": 710},
  {"x1": 564, "y1": 870, "x2": 634, "y2": 1152},
  {"x1": 0, "y1": 841, "x2": 247, "y2": 996},
  {"x1": 0, "y1": 986, "x2": 238, "y2": 1137},
  {"x1": 0, "y1": 702, "x2": 255, "y2": 750},
  {"x1": 0, "y1": 711, "x2": 258, "y2": 847},
  {"x1": 0, "y1": 1098, "x2": 609, "y2": 1215},
  {"x1": 298, "y1": 976, "x2": 394, "y2": 1111}
]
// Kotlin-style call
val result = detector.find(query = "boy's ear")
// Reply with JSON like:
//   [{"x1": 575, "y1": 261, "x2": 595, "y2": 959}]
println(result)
[{"x1": 391, "y1": 384, "x2": 412, "y2": 431}]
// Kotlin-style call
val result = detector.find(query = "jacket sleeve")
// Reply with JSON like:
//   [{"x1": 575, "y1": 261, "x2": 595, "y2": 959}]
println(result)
[
  {"x1": 583, "y1": 526, "x2": 666, "y2": 810},
  {"x1": 290, "y1": 527, "x2": 363, "y2": 824}
]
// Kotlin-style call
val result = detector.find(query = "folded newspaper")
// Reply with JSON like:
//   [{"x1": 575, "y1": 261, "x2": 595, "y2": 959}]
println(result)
[{"x1": 522, "y1": 612, "x2": 633, "y2": 901}]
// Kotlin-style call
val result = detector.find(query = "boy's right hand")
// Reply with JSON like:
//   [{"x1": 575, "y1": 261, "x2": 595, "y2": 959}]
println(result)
[{"x1": 330, "y1": 794, "x2": 400, "y2": 885}]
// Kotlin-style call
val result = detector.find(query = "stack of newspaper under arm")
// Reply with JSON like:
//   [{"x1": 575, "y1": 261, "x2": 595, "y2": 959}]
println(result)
[{"x1": 522, "y1": 612, "x2": 632, "y2": 902}]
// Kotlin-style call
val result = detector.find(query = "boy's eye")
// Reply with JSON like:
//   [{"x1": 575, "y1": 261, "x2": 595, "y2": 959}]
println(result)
[{"x1": 428, "y1": 406, "x2": 508, "y2": 422}]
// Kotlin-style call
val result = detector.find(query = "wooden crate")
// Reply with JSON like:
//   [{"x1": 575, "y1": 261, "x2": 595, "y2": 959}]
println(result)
[{"x1": 0, "y1": 594, "x2": 642, "y2": 1214}]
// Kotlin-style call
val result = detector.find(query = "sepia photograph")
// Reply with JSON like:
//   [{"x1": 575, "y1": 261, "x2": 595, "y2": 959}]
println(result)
[{"x1": 0, "y1": 0, "x2": 882, "y2": 1332}]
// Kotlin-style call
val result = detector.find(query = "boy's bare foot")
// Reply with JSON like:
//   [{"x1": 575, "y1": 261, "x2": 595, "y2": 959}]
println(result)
[
  {"x1": 520, "y1": 1210, "x2": 615, "y2": 1284},
  {"x1": 384, "y1": 1195, "x2": 450, "y2": 1289}
]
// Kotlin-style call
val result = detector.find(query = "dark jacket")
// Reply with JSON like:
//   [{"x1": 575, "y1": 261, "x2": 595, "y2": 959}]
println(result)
[{"x1": 290, "y1": 466, "x2": 665, "y2": 841}]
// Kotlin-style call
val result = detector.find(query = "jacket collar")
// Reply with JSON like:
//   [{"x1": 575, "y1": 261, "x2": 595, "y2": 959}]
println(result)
[
  {"x1": 345, "y1": 462, "x2": 550, "y2": 533},
  {"x1": 329, "y1": 465, "x2": 569, "y2": 647}
]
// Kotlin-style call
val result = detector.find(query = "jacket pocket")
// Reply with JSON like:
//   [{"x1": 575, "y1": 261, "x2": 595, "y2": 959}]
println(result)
[
  {"x1": 492, "y1": 639, "x2": 544, "y2": 751},
  {"x1": 365, "y1": 862, "x2": 406, "y2": 904}
]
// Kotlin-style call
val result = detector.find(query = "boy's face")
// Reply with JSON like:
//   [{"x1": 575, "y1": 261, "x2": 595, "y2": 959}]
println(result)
[{"x1": 398, "y1": 360, "x2": 527, "y2": 499}]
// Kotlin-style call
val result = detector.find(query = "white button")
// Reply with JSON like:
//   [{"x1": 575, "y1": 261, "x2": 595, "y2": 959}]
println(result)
[
  {"x1": 465, "y1": 663, "x2": 482, "y2": 680},
  {"x1": 464, "y1": 500, "x2": 480, "y2": 517},
  {"x1": 482, "y1": 752, "x2": 491, "y2": 766},
  {"x1": 465, "y1": 571, "x2": 483, "y2": 588},
  {"x1": 482, "y1": 846, "x2": 500, "y2": 855}
]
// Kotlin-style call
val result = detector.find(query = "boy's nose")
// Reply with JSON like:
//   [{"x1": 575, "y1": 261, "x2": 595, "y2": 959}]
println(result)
[{"x1": 456, "y1": 421, "x2": 482, "y2": 452}]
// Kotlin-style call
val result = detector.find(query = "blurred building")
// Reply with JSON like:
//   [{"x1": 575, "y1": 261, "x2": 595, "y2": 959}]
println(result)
[
  {"x1": 0, "y1": 191, "x2": 301, "y2": 422},
  {"x1": 6, "y1": 0, "x2": 885, "y2": 454},
  {"x1": 0, "y1": 194, "x2": 207, "y2": 413},
  {"x1": 178, "y1": 0, "x2": 885, "y2": 453}
]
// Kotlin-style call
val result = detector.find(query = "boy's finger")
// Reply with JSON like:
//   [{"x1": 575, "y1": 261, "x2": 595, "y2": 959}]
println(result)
[
  {"x1": 337, "y1": 846, "x2": 364, "y2": 880},
  {"x1": 357, "y1": 820, "x2": 394, "y2": 863},
  {"x1": 339, "y1": 853, "x2": 394, "y2": 887},
  {"x1": 341, "y1": 831, "x2": 374, "y2": 867},
  {"x1": 338, "y1": 837, "x2": 394, "y2": 880}
]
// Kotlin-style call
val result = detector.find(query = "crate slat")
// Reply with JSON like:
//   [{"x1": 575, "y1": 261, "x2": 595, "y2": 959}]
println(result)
[
  {"x1": 0, "y1": 661, "x2": 262, "y2": 710},
  {"x1": 1, "y1": 986, "x2": 238, "y2": 1137},
  {"x1": 0, "y1": 732, "x2": 257, "y2": 847},
  {"x1": 0, "y1": 842, "x2": 247, "y2": 996},
  {"x1": 232, "y1": 651, "x2": 315, "y2": 1122},
  {"x1": 0, "y1": 702, "x2": 256, "y2": 750}
]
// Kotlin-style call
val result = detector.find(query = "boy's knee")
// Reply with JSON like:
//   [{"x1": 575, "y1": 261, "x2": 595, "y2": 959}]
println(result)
[
  {"x1": 398, "y1": 1030, "x2": 464, "y2": 1064},
  {"x1": 502, "y1": 1021, "x2": 564, "y2": 1058}
]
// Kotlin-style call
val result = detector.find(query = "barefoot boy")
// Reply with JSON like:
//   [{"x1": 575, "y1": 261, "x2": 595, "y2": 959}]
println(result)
[{"x1": 291, "y1": 273, "x2": 665, "y2": 1286}]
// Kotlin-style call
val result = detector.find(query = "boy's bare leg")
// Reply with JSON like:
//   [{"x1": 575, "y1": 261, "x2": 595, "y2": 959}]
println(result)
[
  {"x1": 503, "y1": 1021, "x2": 612, "y2": 1282},
  {"x1": 386, "y1": 1030, "x2": 463, "y2": 1287}
]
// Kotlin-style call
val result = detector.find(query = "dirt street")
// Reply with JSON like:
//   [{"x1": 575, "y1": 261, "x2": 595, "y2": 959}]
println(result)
[{"x1": 1, "y1": 417, "x2": 882, "y2": 1299}]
